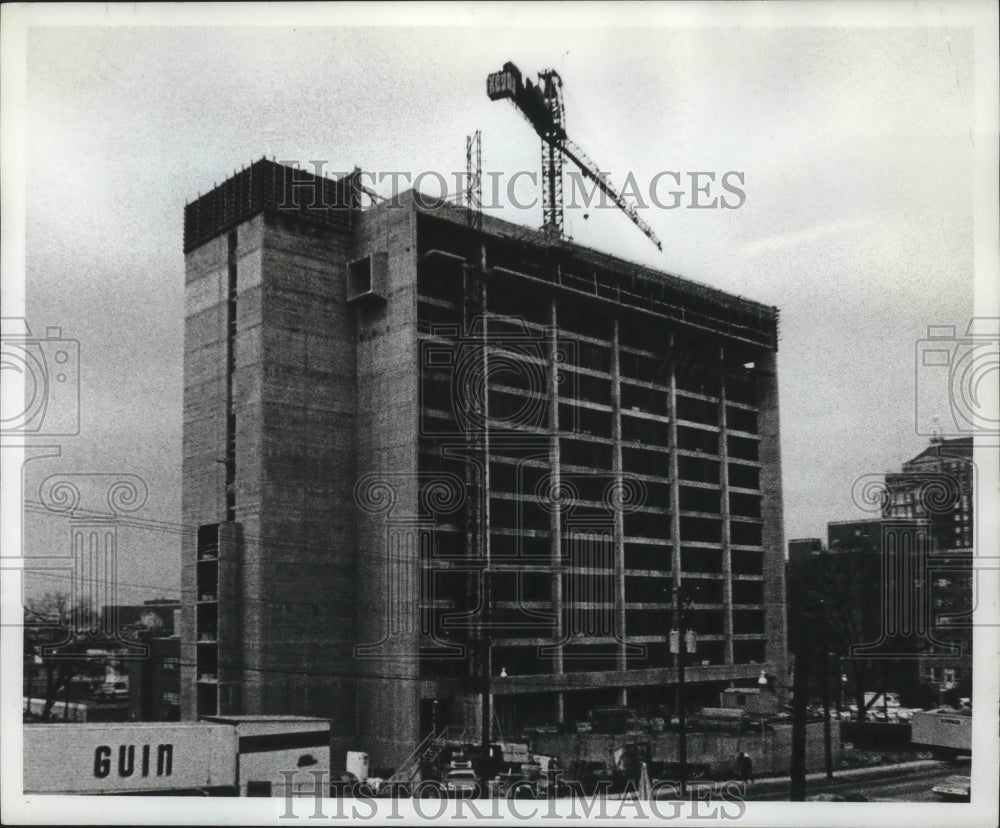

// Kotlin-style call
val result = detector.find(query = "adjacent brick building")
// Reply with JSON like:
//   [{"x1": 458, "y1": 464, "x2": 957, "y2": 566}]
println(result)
[{"x1": 180, "y1": 159, "x2": 789, "y2": 767}]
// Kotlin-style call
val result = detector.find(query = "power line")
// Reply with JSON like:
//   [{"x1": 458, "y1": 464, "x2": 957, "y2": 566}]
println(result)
[
  {"x1": 24, "y1": 570, "x2": 503, "y2": 621},
  {"x1": 22, "y1": 500, "x2": 483, "y2": 565},
  {"x1": 21, "y1": 570, "x2": 344, "y2": 610}
]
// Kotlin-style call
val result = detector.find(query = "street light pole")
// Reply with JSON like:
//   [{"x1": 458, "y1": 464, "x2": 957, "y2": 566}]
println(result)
[
  {"x1": 821, "y1": 650, "x2": 833, "y2": 779},
  {"x1": 675, "y1": 585, "x2": 688, "y2": 799},
  {"x1": 759, "y1": 670, "x2": 769, "y2": 742}
]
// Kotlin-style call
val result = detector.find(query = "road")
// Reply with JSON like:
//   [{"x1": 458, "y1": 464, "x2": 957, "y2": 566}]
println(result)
[{"x1": 752, "y1": 762, "x2": 970, "y2": 801}]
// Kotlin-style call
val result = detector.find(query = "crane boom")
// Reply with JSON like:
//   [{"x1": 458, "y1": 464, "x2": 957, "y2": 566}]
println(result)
[
  {"x1": 558, "y1": 137, "x2": 662, "y2": 251},
  {"x1": 487, "y1": 61, "x2": 661, "y2": 251}
]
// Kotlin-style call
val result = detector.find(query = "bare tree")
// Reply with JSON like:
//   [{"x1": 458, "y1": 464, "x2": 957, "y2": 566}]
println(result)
[
  {"x1": 787, "y1": 550, "x2": 884, "y2": 722},
  {"x1": 23, "y1": 591, "x2": 106, "y2": 721}
]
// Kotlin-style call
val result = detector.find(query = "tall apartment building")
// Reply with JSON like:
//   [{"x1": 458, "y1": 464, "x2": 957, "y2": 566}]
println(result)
[
  {"x1": 884, "y1": 437, "x2": 974, "y2": 692},
  {"x1": 180, "y1": 159, "x2": 788, "y2": 767},
  {"x1": 884, "y1": 437, "x2": 974, "y2": 550}
]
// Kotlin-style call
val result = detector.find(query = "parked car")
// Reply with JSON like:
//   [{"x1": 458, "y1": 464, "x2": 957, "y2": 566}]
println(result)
[
  {"x1": 931, "y1": 775, "x2": 970, "y2": 802},
  {"x1": 588, "y1": 706, "x2": 637, "y2": 734},
  {"x1": 444, "y1": 768, "x2": 479, "y2": 798},
  {"x1": 95, "y1": 681, "x2": 128, "y2": 701},
  {"x1": 806, "y1": 792, "x2": 869, "y2": 802}
]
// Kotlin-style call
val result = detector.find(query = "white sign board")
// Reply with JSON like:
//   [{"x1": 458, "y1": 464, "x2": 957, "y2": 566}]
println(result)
[
  {"x1": 668, "y1": 629, "x2": 698, "y2": 654},
  {"x1": 23, "y1": 723, "x2": 236, "y2": 794}
]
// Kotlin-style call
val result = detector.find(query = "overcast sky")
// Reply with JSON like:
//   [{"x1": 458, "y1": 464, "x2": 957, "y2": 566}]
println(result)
[{"x1": 7, "y1": 3, "x2": 996, "y2": 605}]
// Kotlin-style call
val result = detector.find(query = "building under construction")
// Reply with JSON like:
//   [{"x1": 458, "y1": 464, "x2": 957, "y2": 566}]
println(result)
[{"x1": 180, "y1": 158, "x2": 788, "y2": 769}]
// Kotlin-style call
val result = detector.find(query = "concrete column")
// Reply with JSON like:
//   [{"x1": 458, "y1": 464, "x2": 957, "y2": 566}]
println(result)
[
  {"x1": 549, "y1": 297, "x2": 564, "y2": 685},
  {"x1": 667, "y1": 335, "x2": 682, "y2": 601},
  {"x1": 478, "y1": 259, "x2": 493, "y2": 750},
  {"x1": 718, "y1": 346, "x2": 734, "y2": 666},
  {"x1": 667, "y1": 335, "x2": 682, "y2": 690},
  {"x1": 756, "y1": 351, "x2": 788, "y2": 673},
  {"x1": 612, "y1": 318, "x2": 627, "y2": 674}
]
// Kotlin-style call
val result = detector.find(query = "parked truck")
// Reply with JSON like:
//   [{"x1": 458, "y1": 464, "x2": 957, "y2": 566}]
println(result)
[
  {"x1": 910, "y1": 708, "x2": 971, "y2": 758},
  {"x1": 864, "y1": 692, "x2": 901, "y2": 709},
  {"x1": 23, "y1": 716, "x2": 332, "y2": 796}
]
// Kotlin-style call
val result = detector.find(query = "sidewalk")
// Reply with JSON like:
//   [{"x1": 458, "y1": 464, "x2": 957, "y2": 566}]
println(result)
[{"x1": 748, "y1": 759, "x2": 943, "y2": 792}]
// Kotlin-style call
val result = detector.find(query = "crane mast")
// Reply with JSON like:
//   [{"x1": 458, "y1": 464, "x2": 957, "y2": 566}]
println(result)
[{"x1": 487, "y1": 61, "x2": 662, "y2": 251}]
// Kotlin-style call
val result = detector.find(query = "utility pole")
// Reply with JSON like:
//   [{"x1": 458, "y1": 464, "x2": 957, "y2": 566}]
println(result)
[
  {"x1": 480, "y1": 563, "x2": 491, "y2": 793},
  {"x1": 834, "y1": 656, "x2": 842, "y2": 723},
  {"x1": 819, "y1": 602, "x2": 833, "y2": 779},
  {"x1": 789, "y1": 617, "x2": 808, "y2": 801},
  {"x1": 677, "y1": 604, "x2": 687, "y2": 799},
  {"x1": 672, "y1": 584, "x2": 694, "y2": 799}
]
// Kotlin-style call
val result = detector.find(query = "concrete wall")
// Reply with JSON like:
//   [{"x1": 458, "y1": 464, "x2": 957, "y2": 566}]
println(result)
[
  {"x1": 182, "y1": 210, "x2": 358, "y2": 759},
  {"x1": 532, "y1": 722, "x2": 839, "y2": 778},
  {"x1": 351, "y1": 199, "x2": 422, "y2": 769},
  {"x1": 253, "y1": 213, "x2": 357, "y2": 747},
  {"x1": 181, "y1": 232, "x2": 229, "y2": 720}
]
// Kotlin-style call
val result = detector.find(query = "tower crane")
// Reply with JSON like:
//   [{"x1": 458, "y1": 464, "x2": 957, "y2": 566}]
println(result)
[{"x1": 487, "y1": 61, "x2": 662, "y2": 252}]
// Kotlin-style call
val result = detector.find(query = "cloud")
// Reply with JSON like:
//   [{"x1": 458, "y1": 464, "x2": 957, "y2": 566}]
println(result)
[{"x1": 740, "y1": 217, "x2": 861, "y2": 259}]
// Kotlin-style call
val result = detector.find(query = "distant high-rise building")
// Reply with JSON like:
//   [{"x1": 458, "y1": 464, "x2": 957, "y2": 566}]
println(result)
[
  {"x1": 885, "y1": 437, "x2": 973, "y2": 692},
  {"x1": 808, "y1": 437, "x2": 974, "y2": 701},
  {"x1": 180, "y1": 159, "x2": 789, "y2": 767},
  {"x1": 884, "y1": 437, "x2": 973, "y2": 550}
]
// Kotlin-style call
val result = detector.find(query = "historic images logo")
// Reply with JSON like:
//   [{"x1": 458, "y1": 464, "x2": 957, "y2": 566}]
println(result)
[
  {"x1": 274, "y1": 160, "x2": 747, "y2": 213},
  {"x1": 915, "y1": 317, "x2": 999, "y2": 442},
  {"x1": 1, "y1": 318, "x2": 80, "y2": 437}
]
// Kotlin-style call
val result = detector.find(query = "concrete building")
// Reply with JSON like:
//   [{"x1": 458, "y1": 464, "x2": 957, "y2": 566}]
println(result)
[
  {"x1": 884, "y1": 437, "x2": 973, "y2": 694},
  {"x1": 103, "y1": 599, "x2": 180, "y2": 637},
  {"x1": 180, "y1": 159, "x2": 788, "y2": 767},
  {"x1": 787, "y1": 538, "x2": 823, "y2": 558},
  {"x1": 812, "y1": 437, "x2": 974, "y2": 703},
  {"x1": 884, "y1": 437, "x2": 973, "y2": 551},
  {"x1": 827, "y1": 519, "x2": 883, "y2": 555},
  {"x1": 123, "y1": 635, "x2": 181, "y2": 722}
]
